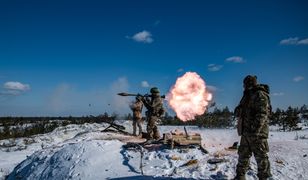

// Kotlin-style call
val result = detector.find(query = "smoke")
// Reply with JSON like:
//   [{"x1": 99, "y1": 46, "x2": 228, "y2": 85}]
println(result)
[
  {"x1": 110, "y1": 77, "x2": 130, "y2": 113},
  {"x1": 167, "y1": 72, "x2": 212, "y2": 121},
  {"x1": 48, "y1": 83, "x2": 71, "y2": 113}
]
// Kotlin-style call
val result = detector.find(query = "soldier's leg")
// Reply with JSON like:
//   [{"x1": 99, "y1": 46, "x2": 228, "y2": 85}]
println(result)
[
  {"x1": 137, "y1": 118, "x2": 142, "y2": 135},
  {"x1": 153, "y1": 125, "x2": 160, "y2": 140},
  {"x1": 132, "y1": 119, "x2": 137, "y2": 136},
  {"x1": 146, "y1": 117, "x2": 155, "y2": 139},
  {"x1": 235, "y1": 136, "x2": 252, "y2": 179},
  {"x1": 251, "y1": 138, "x2": 271, "y2": 180},
  {"x1": 149, "y1": 116, "x2": 160, "y2": 140}
]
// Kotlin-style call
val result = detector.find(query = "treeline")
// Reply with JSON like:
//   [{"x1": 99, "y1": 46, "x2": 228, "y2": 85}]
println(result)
[
  {"x1": 1, "y1": 105, "x2": 307, "y2": 140},
  {"x1": 160, "y1": 106, "x2": 234, "y2": 128},
  {"x1": 270, "y1": 105, "x2": 308, "y2": 131},
  {"x1": 158, "y1": 105, "x2": 308, "y2": 130},
  {"x1": 0, "y1": 113, "x2": 114, "y2": 140}
]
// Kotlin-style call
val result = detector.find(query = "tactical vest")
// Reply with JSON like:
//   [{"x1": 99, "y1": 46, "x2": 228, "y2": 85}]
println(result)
[
  {"x1": 146, "y1": 97, "x2": 165, "y2": 117},
  {"x1": 237, "y1": 84, "x2": 271, "y2": 138},
  {"x1": 131, "y1": 101, "x2": 143, "y2": 119}
]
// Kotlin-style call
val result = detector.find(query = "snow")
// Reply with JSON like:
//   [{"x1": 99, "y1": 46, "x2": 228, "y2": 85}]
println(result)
[
  {"x1": 6, "y1": 140, "x2": 133, "y2": 180},
  {"x1": 1, "y1": 121, "x2": 308, "y2": 180}
]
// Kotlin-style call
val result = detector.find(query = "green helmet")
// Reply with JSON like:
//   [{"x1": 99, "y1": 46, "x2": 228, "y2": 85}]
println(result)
[
  {"x1": 150, "y1": 87, "x2": 160, "y2": 94},
  {"x1": 243, "y1": 75, "x2": 257, "y2": 88}
]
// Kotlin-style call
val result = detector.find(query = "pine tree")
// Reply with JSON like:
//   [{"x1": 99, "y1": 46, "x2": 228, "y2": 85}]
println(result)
[
  {"x1": 283, "y1": 106, "x2": 300, "y2": 131},
  {"x1": 300, "y1": 104, "x2": 308, "y2": 120},
  {"x1": 270, "y1": 108, "x2": 283, "y2": 126}
]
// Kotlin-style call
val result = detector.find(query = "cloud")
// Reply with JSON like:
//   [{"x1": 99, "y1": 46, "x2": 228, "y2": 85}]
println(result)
[
  {"x1": 0, "y1": 81, "x2": 30, "y2": 96},
  {"x1": 128, "y1": 30, "x2": 153, "y2": 43},
  {"x1": 208, "y1": 64, "x2": 223, "y2": 72},
  {"x1": 280, "y1": 37, "x2": 308, "y2": 45},
  {"x1": 272, "y1": 92, "x2": 284, "y2": 96},
  {"x1": 225, "y1": 56, "x2": 245, "y2": 63},
  {"x1": 4, "y1": 81, "x2": 30, "y2": 91},
  {"x1": 177, "y1": 68, "x2": 184, "y2": 72},
  {"x1": 293, "y1": 76, "x2": 304, "y2": 82},
  {"x1": 298, "y1": 38, "x2": 308, "y2": 45},
  {"x1": 280, "y1": 37, "x2": 299, "y2": 45},
  {"x1": 141, "y1": 81, "x2": 150, "y2": 88}
]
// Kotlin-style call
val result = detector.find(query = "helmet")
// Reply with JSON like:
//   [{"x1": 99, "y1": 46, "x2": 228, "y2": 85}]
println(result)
[
  {"x1": 243, "y1": 75, "x2": 257, "y2": 88},
  {"x1": 150, "y1": 87, "x2": 160, "y2": 94}
]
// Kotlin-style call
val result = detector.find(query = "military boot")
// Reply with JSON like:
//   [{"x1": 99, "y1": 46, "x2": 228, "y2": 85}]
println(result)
[
  {"x1": 258, "y1": 176, "x2": 274, "y2": 180},
  {"x1": 233, "y1": 175, "x2": 245, "y2": 180}
]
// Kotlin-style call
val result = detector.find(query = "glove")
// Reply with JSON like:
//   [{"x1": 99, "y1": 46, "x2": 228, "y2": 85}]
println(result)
[{"x1": 136, "y1": 94, "x2": 144, "y2": 101}]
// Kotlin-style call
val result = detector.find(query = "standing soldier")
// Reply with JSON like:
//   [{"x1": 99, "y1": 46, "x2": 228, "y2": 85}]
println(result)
[
  {"x1": 234, "y1": 75, "x2": 272, "y2": 180},
  {"x1": 130, "y1": 97, "x2": 143, "y2": 136},
  {"x1": 138, "y1": 87, "x2": 165, "y2": 141}
]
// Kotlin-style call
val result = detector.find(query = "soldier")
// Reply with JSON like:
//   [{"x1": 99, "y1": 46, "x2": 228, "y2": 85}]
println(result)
[
  {"x1": 138, "y1": 87, "x2": 165, "y2": 141},
  {"x1": 130, "y1": 97, "x2": 143, "y2": 136},
  {"x1": 234, "y1": 75, "x2": 272, "y2": 180}
]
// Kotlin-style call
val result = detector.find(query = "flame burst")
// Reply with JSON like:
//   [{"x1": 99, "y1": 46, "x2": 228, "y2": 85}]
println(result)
[{"x1": 167, "y1": 72, "x2": 212, "y2": 121}]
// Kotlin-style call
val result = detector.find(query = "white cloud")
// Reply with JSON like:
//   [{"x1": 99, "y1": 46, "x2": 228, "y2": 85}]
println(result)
[
  {"x1": 293, "y1": 76, "x2": 304, "y2": 82},
  {"x1": 298, "y1": 38, "x2": 308, "y2": 45},
  {"x1": 141, "y1": 81, "x2": 150, "y2": 88},
  {"x1": 1, "y1": 81, "x2": 31, "y2": 96},
  {"x1": 177, "y1": 68, "x2": 184, "y2": 72},
  {"x1": 272, "y1": 92, "x2": 284, "y2": 96},
  {"x1": 208, "y1": 64, "x2": 223, "y2": 72},
  {"x1": 128, "y1": 30, "x2": 153, "y2": 43},
  {"x1": 225, "y1": 56, "x2": 245, "y2": 63},
  {"x1": 280, "y1": 37, "x2": 308, "y2": 45},
  {"x1": 280, "y1": 37, "x2": 299, "y2": 45},
  {"x1": 4, "y1": 81, "x2": 30, "y2": 91}
]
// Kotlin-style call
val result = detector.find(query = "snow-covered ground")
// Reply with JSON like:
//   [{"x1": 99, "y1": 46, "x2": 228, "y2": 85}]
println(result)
[{"x1": 1, "y1": 121, "x2": 308, "y2": 180}]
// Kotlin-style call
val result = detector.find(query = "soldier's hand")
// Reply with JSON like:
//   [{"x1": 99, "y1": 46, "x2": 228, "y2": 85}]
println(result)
[{"x1": 136, "y1": 94, "x2": 144, "y2": 101}]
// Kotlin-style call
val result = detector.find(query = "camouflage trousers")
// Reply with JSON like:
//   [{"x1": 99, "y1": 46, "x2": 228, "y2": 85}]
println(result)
[
  {"x1": 132, "y1": 118, "x2": 142, "y2": 136},
  {"x1": 146, "y1": 116, "x2": 160, "y2": 140},
  {"x1": 236, "y1": 136, "x2": 271, "y2": 180}
]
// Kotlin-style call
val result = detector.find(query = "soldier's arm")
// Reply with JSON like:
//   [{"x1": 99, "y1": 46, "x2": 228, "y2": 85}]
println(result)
[
  {"x1": 254, "y1": 91, "x2": 269, "y2": 134},
  {"x1": 151, "y1": 98, "x2": 163, "y2": 109},
  {"x1": 234, "y1": 105, "x2": 241, "y2": 117},
  {"x1": 141, "y1": 98, "x2": 152, "y2": 110},
  {"x1": 136, "y1": 101, "x2": 143, "y2": 111}
]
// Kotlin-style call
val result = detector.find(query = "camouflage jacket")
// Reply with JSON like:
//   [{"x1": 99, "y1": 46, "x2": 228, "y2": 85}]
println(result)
[
  {"x1": 130, "y1": 101, "x2": 143, "y2": 119},
  {"x1": 143, "y1": 96, "x2": 165, "y2": 117},
  {"x1": 236, "y1": 84, "x2": 271, "y2": 138}
]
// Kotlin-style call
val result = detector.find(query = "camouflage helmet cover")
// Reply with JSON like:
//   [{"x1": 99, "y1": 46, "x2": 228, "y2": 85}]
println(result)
[
  {"x1": 150, "y1": 87, "x2": 160, "y2": 94},
  {"x1": 243, "y1": 75, "x2": 257, "y2": 87}
]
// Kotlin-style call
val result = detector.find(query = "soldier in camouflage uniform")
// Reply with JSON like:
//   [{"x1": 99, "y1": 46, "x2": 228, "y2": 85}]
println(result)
[
  {"x1": 130, "y1": 97, "x2": 143, "y2": 136},
  {"x1": 234, "y1": 75, "x2": 272, "y2": 180},
  {"x1": 138, "y1": 87, "x2": 165, "y2": 140}
]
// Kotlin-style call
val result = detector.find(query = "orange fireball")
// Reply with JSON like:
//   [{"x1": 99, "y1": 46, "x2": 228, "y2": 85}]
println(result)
[{"x1": 167, "y1": 72, "x2": 212, "y2": 121}]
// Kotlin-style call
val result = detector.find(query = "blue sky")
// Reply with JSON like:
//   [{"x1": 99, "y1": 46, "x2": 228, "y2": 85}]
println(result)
[{"x1": 0, "y1": 0, "x2": 307, "y2": 116}]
